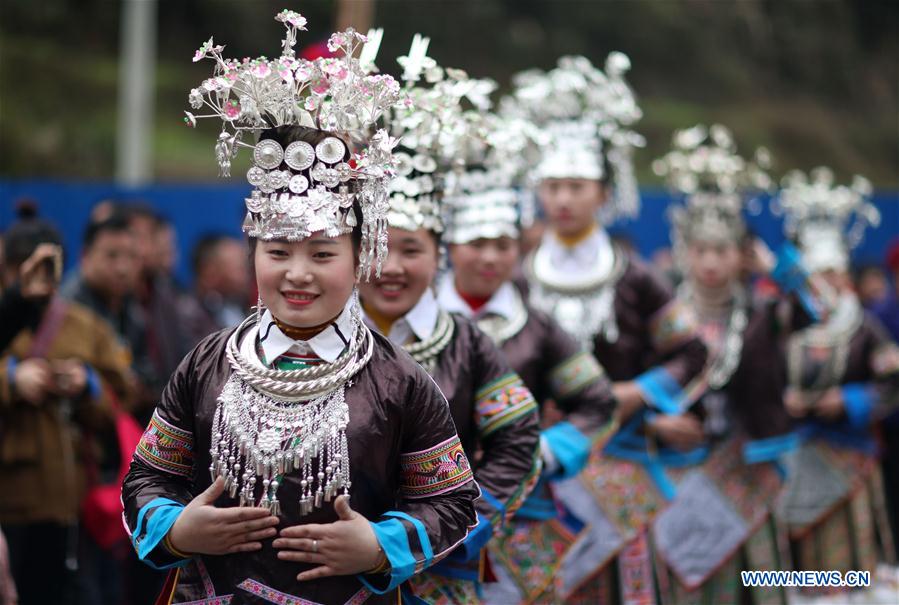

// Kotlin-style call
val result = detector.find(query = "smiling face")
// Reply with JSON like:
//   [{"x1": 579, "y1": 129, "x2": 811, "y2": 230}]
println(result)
[
  {"x1": 538, "y1": 178, "x2": 607, "y2": 237},
  {"x1": 254, "y1": 234, "x2": 357, "y2": 328},
  {"x1": 449, "y1": 237, "x2": 520, "y2": 299},
  {"x1": 357, "y1": 227, "x2": 439, "y2": 322}
]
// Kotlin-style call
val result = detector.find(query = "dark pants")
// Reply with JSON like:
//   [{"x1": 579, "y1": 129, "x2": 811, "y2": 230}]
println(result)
[{"x1": 4, "y1": 521, "x2": 73, "y2": 605}]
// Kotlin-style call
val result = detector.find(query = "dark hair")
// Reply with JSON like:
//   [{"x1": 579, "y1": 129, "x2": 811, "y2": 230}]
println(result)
[
  {"x1": 192, "y1": 234, "x2": 230, "y2": 276},
  {"x1": 82, "y1": 211, "x2": 133, "y2": 251},
  {"x1": 3, "y1": 202, "x2": 63, "y2": 268},
  {"x1": 247, "y1": 125, "x2": 362, "y2": 256}
]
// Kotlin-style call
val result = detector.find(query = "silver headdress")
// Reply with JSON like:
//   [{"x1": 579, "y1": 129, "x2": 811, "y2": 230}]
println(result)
[
  {"x1": 654, "y1": 124, "x2": 773, "y2": 249},
  {"x1": 774, "y1": 167, "x2": 879, "y2": 273},
  {"x1": 442, "y1": 110, "x2": 543, "y2": 244},
  {"x1": 502, "y1": 53, "x2": 645, "y2": 221},
  {"x1": 185, "y1": 10, "x2": 401, "y2": 278},
  {"x1": 384, "y1": 34, "x2": 497, "y2": 234}
]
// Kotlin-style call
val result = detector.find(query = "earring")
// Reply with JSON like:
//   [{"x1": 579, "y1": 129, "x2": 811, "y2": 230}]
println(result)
[{"x1": 255, "y1": 294, "x2": 264, "y2": 324}]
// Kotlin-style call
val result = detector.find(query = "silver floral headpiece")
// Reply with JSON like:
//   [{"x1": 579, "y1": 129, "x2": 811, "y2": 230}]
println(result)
[
  {"x1": 443, "y1": 110, "x2": 543, "y2": 244},
  {"x1": 654, "y1": 124, "x2": 773, "y2": 248},
  {"x1": 384, "y1": 34, "x2": 498, "y2": 235},
  {"x1": 502, "y1": 53, "x2": 645, "y2": 221},
  {"x1": 185, "y1": 10, "x2": 401, "y2": 278},
  {"x1": 773, "y1": 167, "x2": 879, "y2": 273}
]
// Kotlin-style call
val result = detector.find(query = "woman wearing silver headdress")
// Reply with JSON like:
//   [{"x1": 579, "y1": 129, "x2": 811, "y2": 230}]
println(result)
[
  {"x1": 121, "y1": 15, "x2": 478, "y2": 604},
  {"x1": 436, "y1": 149, "x2": 618, "y2": 604},
  {"x1": 773, "y1": 168, "x2": 897, "y2": 597},
  {"x1": 504, "y1": 55, "x2": 709, "y2": 603},
  {"x1": 627, "y1": 125, "x2": 822, "y2": 605},
  {"x1": 357, "y1": 40, "x2": 541, "y2": 604}
]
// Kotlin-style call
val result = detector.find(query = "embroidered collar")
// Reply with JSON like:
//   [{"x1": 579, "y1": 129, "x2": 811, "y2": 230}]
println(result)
[{"x1": 258, "y1": 300, "x2": 355, "y2": 364}]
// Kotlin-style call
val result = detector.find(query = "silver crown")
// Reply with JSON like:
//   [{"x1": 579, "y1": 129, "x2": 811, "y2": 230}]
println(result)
[
  {"x1": 185, "y1": 11, "x2": 401, "y2": 278},
  {"x1": 655, "y1": 124, "x2": 773, "y2": 249},
  {"x1": 384, "y1": 34, "x2": 499, "y2": 234},
  {"x1": 502, "y1": 53, "x2": 645, "y2": 221},
  {"x1": 773, "y1": 167, "x2": 879, "y2": 272}
]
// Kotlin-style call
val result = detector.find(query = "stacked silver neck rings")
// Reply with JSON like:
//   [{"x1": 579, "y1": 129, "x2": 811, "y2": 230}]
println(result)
[{"x1": 211, "y1": 301, "x2": 373, "y2": 516}]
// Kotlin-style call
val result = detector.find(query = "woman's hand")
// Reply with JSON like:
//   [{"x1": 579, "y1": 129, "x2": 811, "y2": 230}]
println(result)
[
  {"x1": 274, "y1": 495, "x2": 383, "y2": 581},
  {"x1": 611, "y1": 381, "x2": 645, "y2": 421},
  {"x1": 649, "y1": 414, "x2": 705, "y2": 452},
  {"x1": 812, "y1": 387, "x2": 845, "y2": 421},
  {"x1": 167, "y1": 478, "x2": 280, "y2": 556},
  {"x1": 784, "y1": 387, "x2": 808, "y2": 418}
]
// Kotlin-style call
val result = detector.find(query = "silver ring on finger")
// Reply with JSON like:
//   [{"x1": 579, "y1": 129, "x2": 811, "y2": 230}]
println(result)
[{"x1": 312, "y1": 539, "x2": 318, "y2": 553}]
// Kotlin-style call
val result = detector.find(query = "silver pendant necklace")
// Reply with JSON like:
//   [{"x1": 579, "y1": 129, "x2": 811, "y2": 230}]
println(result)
[{"x1": 210, "y1": 298, "x2": 372, "y2": 515}]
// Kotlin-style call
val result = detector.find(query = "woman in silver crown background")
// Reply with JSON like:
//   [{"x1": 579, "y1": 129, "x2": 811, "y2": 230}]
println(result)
[
  {"x1": 773, "y1": 167, "x2": 898, "y2": 598},
  {"x1": 503, "y1": 54, "x2": 709, "y2": 604},
  {"x1": 435, "y1": 150, "x2": 618, "y2": 604},
  {"x1": 122, "y1": 15, "x2": 478, "y2": 605},
  {"x1": 642, "y1": 124, "x2": 826, "y2": 605},
  {"x1": 357, "y1": 41, "x2": 541, "y2": 604}
]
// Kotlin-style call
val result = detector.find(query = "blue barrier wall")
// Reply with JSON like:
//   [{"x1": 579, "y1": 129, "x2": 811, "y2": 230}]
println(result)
[{"x1": 1, "y1": 180, "x2": 896, "y2": 286}]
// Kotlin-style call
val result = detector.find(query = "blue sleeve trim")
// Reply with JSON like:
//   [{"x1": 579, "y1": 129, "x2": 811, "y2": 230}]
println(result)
[
  {"x1": 771, "y1": 243, "x2": 820, "y2": 322},
  {"x1": 449, "y1": 512, "x2": 492, "y2": 562},
  {"x1": 132, "y1": 498, "x2": 187, "y2": 570},
  {"x1": 842, "y1": 383, "x2": 874, "y2": 428},
  {"x1": 358, "y1": 517, "x2": 416, "y2": 594},
  {"x1": 742, "y1": 431, "x2": 801, "y2": 464},
  {"x1": 7, "y1": 357, "x2": 18, "y2": 388},
  {"x1": 83, "y1": 364, "x2": 101, "y2": 400},
  {"x1": 542, "y1": 421, "x2": 591, "y2": 479},
  {"x1": 478, "y1": 487, "x2": 506, "y2": 521},
  {"x1": 634, "y1": 367, "x2": 685, "y2": 415},
  {"x1": 382, "y1": 511, "x2": 433, "y2": 566}
]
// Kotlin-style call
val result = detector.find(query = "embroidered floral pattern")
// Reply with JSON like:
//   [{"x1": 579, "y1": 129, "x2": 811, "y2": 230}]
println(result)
[
  {"x1": 236, "y1": 579, "x2": 370, "y2": 604},
  {"x1": 549, "y1": 351, "x2": 606, "y2": 400},
  {"x1": 475, "y1": 373, "x2": 538, "y2": 438},
  {"x1": 649, "y1": 300, "x2": 697, "y2": 353},
  {"x1": 135, "y1": 410, "x2": 194, "y2": 477},
  {"x1": 400, "y1": 435, "x2": 474, "y2": 499}
]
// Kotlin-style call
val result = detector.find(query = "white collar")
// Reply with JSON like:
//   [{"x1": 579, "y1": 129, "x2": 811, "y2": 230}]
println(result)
[
  {"x1": 402, "y1": 287, "x2": 441, "y2": 341},
  {"x1": 545, "y1": 227, "x2": 609, "y2": 263},
  {"x1": 533, "y1": 227, "x2": 615, "y2": 288},
  {"x1": 362, "y1": 287, "x2": 440, "y2": 345},
  {"x1": 257, "y1": 299, "x2": 355, "y2": 364},
  {"x1": 438, "y1": 272, "x2": 519, "y2": 321}
]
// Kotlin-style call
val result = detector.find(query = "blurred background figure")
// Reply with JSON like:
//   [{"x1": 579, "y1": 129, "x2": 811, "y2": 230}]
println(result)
[
  {"x1": 0, "y1": 206, "x2": 134, "y2": 605},
  {"x1": 873, "y1": 239, "x2": 899, "y2": 342},
  {"x1": 856, "y1": 263, "x2": 890, "y2": 309},
  {"x1": 191, "y1": 233, "x2": 251, "y2": 330}
]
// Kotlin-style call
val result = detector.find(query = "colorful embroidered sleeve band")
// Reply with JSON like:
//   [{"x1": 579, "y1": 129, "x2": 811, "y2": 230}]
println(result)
[
  {"x1": 549, "y1": 351, "x2": 606, "y2": 401},
  {"x1": 399, "y1": 435, "x2": 474, "y2": 499},
  {"x1": 135, "y1": 409, "x2": 195, "y2": 478},
  {"x1": 649, "y1": 300, "x2": 698, "y2": 354},
  {"x1": 475, "y1": 373, "x2": 539, "y2": 438}
]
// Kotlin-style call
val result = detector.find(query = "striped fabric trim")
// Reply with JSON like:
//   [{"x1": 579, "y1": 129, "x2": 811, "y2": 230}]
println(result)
[
  {"x1": 649, "y1": 300, "x2": 697, "y2": 353},
  {"x1": 476, "y1": 373, "x2": 538, "y2": 438},
  {"x1": 549, "y1": 351, "x2": 605, "y2": 400},
  {"x1": 135, "y1": 410, "x2": 194, "y2": 477},
  {"x1": 399, "y1": 435, "x2": 474, "y2": 499}
]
